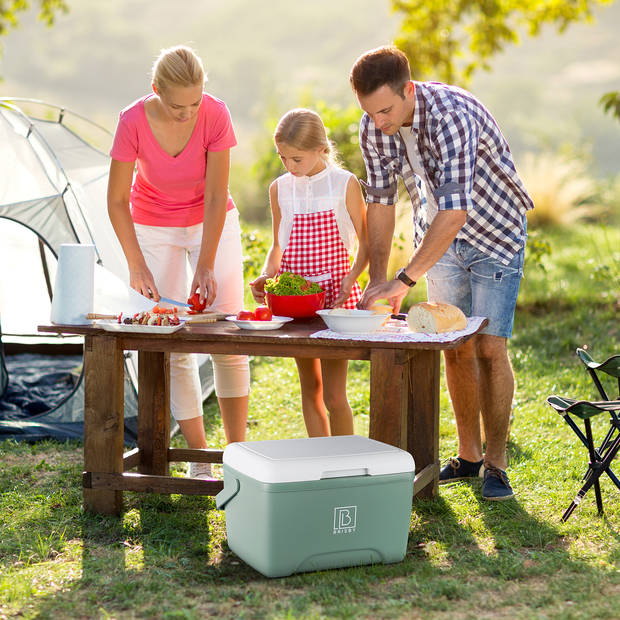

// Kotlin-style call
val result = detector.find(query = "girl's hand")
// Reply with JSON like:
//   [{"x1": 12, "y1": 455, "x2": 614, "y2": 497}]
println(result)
[
  {"x1": 249, "y1": 275, "x2": 269, "y2": 303},
  {"x1": 129, "y1": 263, "x2": 159, "y2": 301},
  {"x1": 190, "y1": 266, "x2": 217, "y2": 307},
  {"x1": 333, "y1": 273, "x2": 355, "y2": 308}
]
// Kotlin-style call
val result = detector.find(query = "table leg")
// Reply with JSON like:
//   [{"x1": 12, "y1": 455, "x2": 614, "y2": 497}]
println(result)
[
  {"x1": 369, "y1": 348, "x2": 440, "y2": 499},
  {"x1": 83, "y1": 335, "x2": 125, "y2": 515},
  {"x1": 369, "y1": 349, "x2": 407, "y2": 448},
  {"x1": 138, "y1": 351, "x2": 170, "y2": 476},
  {"x1": 406, "y1": 350, "x2": 440, "y2": 499}
]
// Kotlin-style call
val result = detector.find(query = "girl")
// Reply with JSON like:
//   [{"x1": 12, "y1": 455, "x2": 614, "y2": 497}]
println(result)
[
  {"x1": 107, "y1": 45, "x2": 250, "y2": 477},
  {"x1": 250, "y1": 108, "x2": 368, "y2": 437}
]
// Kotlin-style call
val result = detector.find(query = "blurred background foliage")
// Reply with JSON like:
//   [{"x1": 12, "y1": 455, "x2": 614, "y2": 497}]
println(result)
[{"x1": 1, "y1": 0, "x2": 619, "y2": 302}]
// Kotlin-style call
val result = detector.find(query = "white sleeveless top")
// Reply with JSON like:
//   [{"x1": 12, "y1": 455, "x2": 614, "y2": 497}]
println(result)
[
  {"x1": 276, "y1": 165, "x2": 358, "y2": 253},
  {"x1": 398, "y1": 127, "x2": 438, "y2": 224}
]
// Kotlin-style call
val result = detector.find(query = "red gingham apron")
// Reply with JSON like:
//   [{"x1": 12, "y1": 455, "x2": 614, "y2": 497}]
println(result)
[{"x1": 278, "y1": 171, "x2": 362, "y2": 309}]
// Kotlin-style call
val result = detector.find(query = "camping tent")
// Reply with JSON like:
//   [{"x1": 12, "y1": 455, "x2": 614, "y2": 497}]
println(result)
[{"x1": 0, "y1": 98, "x2": 214, "y2": 442}]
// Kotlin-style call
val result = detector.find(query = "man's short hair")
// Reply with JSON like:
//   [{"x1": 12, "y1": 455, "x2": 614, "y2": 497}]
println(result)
[{"x1": 350, "y1": 46, "x2": 411, "y2": 98}]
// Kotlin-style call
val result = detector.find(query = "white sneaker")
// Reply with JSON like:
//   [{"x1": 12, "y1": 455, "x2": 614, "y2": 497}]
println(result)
[{"x1": 189, "y1": 462, "x2": 213, "y2": 479}]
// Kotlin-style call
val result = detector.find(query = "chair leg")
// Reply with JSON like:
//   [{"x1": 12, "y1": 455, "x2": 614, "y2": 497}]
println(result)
[
  {"x1": 561, "y1": 433, "x2": 620, "y2": 523},
  {"x1": 598, "y1": 425, "x2": 616, "y2": 455},
  {"x1": 561, "y1": 490, "x2": 586, "y2": 523},
  {"x1": 562, "y1": 415, "x2": 620, "y2": 490},
  {"x1": 584, "y1": 419, "x2": 604, "y2": 515},
  {"x1": 588, "y1": 368, "x2": 609, "y2": 401}
]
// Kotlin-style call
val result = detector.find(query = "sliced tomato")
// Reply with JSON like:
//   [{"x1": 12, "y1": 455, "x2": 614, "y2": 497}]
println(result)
[{"x1": 236, "y1": 310, "x2": 255, "y2": 321}]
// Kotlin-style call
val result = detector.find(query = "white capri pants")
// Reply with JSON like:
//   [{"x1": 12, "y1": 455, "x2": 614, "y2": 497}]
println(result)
[{"x1": 135, "y1": 209, "x2": 250, "y2": 420}]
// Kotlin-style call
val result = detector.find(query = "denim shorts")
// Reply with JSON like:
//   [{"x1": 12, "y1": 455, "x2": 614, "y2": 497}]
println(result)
[{"x1": 426, "y1": 239, "x2": 525, "y2": 338}]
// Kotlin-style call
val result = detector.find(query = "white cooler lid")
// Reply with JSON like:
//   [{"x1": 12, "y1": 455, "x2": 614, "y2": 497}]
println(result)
[{"x1": 222, "y1": 435, "x2": 415, "y2": 483}]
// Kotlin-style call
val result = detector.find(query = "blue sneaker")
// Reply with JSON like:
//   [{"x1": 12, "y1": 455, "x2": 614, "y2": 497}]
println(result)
[
  {"x1": 439, "y1": 457, "x2": 484, "y2": 484},
  {"x1": 482, "y1": 464, "x2": 515, "y2": 501}
]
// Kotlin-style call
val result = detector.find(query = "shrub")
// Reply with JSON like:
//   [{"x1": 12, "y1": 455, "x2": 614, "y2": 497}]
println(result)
[
  {"x1": 518, "y1": 152, "x2": 604, "y2": 228},
  {"x1": 241, "y1": 227, "x2": 271, "y2": 283}
]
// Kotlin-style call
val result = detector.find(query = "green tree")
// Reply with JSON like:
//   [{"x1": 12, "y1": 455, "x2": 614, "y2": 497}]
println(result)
[
  {"x1": 392, "y1": 0, "x2": 615, "y2": 86},
  {"x1": 0, "y1": 0, "x2": 68, "y2": 55}
]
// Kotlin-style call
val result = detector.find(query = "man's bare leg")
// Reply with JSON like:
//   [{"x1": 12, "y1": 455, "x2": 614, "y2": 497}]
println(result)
[
  {"x1": 444, "y1": 337, "x2": 483, "y2": 463},
  {"x1": 476, "y1": 335, "x2": 513, "y2": 470}
]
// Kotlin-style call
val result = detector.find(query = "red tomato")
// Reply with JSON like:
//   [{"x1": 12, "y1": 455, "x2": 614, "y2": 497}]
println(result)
[
  {"x1": 236, "y1": 310, "x2": 255, "y2": 321},
  {"x1": 254, "y1": 305, "x2": 272, "y2": 321},
  {"x1": 187, "y1": 292, "x2": 207, "y2": 312}
]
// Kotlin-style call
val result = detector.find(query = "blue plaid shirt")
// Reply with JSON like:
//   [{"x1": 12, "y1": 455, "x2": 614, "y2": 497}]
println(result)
[{"x1": 359, "y1": 81, "x2": 533, "y2": 265}]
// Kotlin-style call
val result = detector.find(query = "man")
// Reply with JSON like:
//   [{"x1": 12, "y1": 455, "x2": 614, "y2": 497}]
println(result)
[{"x1": 350, "y1": 46, "x2": 533, "y2": 501}]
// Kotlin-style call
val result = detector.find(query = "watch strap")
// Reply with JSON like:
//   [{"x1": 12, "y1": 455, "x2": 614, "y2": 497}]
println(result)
[{"x1": 396, "y1": 268, "x2": 416, "y2": 287}]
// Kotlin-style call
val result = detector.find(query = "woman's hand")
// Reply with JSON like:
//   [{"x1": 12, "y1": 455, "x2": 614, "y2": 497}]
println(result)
[
  {"x1": 249, "y1": 275, "x2": 269, "y2": 303},
  {"x1": 190, "y1": 266, "x2": 217, "y2": 307},
  {"x1": 129, "y1": 262, "x2": 159, "y2": 301},
  {"x1": 333, "y1": 272, "x2": 356, "y2": 308}
]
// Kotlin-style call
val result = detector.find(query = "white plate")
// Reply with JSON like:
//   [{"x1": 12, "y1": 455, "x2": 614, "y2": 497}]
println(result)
[
  {"x1": 225, "y1": 315, "x2": 293, "y2": 330},
  {"x1": 316, "y1": 309, "x2": 387, "y2": 334},
  {"x1": 96, "y1": 320, "x2": 185, "y2": 334}
]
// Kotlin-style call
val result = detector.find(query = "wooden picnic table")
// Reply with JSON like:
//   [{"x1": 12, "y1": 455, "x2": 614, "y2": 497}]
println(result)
[{"x1": 39, "y1": 317, "x2": 486, "y2": 515}]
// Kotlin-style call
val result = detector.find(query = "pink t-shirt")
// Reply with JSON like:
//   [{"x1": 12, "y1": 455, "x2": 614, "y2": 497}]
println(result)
[{"x1": 110, "y1": 93, "x2": 236, "y2": 227}]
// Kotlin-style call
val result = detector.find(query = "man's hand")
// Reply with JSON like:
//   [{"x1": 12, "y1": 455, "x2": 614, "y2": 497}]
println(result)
[{"x1": 358, "y1": 278, "x2": 408, "y2": 312}]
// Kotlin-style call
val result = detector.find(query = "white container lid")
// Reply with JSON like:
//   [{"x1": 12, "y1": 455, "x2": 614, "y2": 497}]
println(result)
[{"x1": 223, "y1": 435, "x2": 415, "y2": 484}]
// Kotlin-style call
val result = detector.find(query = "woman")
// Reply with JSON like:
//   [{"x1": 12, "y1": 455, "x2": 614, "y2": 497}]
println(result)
[{"x1": 107, "y1": 45, "x2": 249, "y2": 478}]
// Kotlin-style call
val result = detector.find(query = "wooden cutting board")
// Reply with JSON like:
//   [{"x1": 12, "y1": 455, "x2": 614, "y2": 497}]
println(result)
[{"x1": 182, "y1": 311, "x2": 230, "y2": 324}]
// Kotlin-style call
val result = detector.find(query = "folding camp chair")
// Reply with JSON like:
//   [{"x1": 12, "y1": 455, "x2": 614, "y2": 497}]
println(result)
[
  {"x1": 546, "y1": 348, "x2": 620, "y2": 522},
  {"x1": 547, "y1": 396, "x2": 620, "y2": 522}
]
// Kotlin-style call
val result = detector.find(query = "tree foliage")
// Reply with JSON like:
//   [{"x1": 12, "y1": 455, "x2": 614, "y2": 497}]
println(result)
[
  {"x1": 392, "y1": 0, "x2": 615, "y2": 86},
  {"x1": 599, "y1": 91, "x2": 620, "y2": 121},
  {"x1": 0, "y1": 0, "x2": 68, "y2": 51}
]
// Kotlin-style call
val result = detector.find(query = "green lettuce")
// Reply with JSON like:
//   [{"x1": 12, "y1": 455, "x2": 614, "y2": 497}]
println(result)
[{"x1": 265, "y1": 272, "x2": 323, "y2": 296}]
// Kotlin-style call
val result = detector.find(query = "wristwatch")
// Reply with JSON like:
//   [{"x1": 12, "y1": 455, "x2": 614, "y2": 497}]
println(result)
[{"x1": 395, "y1": 267, "x2": 416, "y2": 287}]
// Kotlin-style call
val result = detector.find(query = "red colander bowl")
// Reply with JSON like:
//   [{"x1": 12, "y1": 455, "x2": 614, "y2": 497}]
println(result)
[{"x1": 265, "y1": 291, "x2": 326, "y2": 319}]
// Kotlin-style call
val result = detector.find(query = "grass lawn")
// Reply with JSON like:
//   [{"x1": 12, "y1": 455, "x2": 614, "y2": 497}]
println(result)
[{"x1": 1, "y1": 223, "x2": 619, "y2": 619}]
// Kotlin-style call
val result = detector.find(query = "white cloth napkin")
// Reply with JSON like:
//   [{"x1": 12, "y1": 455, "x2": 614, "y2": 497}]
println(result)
[{"x1": 310, "y1": 316, "x2": 486, "y2": 343}]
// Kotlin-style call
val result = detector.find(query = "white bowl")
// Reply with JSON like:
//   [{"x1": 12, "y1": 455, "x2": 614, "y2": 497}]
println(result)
[{"x1": 316, "y1": 309, "x2": 387, "y2": 334}]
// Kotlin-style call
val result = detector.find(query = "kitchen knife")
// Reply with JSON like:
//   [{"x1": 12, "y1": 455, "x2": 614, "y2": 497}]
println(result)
[{"x1": 158, "y1": 296, "x2": 192, "y2": 308}]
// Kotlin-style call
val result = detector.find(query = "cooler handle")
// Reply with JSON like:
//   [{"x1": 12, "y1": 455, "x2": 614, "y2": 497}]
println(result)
[
  {"x1": 215, "y1": 477, "x2": 240, "y2": 510},
  {"x1": 321, "y1": 467, "x2": 369, "y2": 479}
]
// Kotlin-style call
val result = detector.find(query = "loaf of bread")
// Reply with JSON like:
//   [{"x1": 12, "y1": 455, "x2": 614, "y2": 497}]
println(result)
[{"x1": 407, "y1": 302, "x2": 467, "y2": 333}]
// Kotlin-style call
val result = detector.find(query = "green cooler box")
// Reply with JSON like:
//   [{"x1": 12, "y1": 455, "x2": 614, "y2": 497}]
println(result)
[{"x1": 215, "y1": 435, "x2": 414, "y2": 577}]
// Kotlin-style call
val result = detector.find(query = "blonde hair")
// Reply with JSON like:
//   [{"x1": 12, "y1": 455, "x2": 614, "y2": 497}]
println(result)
[
  {"x1": 274, "y1": 108, "x2": 340, "y2": 166},
  {"x1": 152, "y1": 45, "x2": 206, "y2": 93}
]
